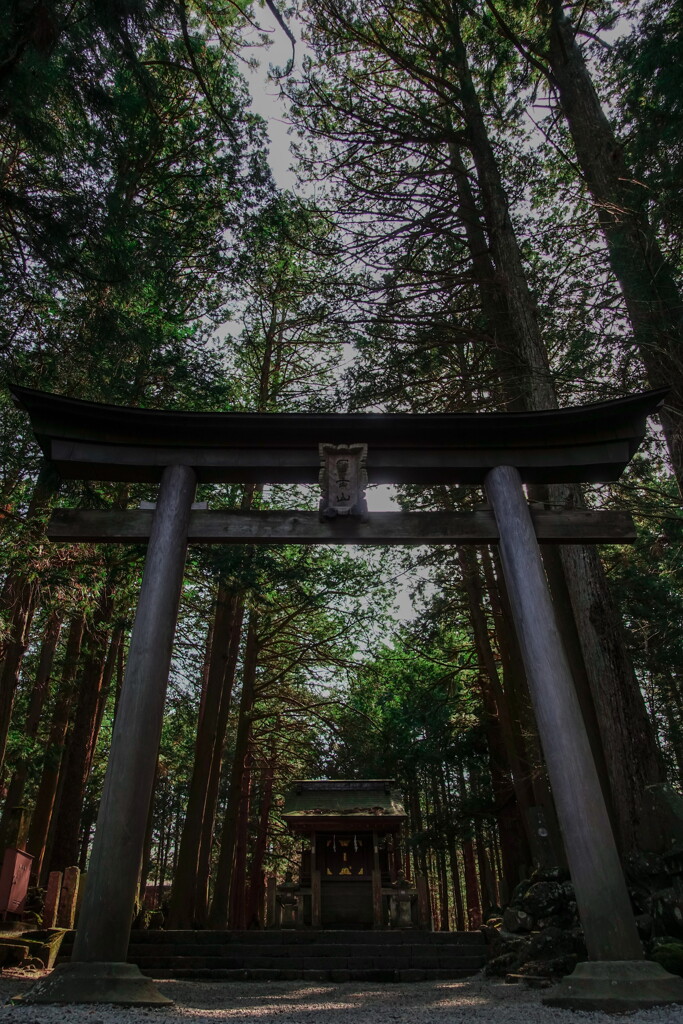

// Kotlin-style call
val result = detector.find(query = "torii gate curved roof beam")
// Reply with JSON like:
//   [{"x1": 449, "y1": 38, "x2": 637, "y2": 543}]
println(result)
[{"x1": 10, "y1": 385, "x2": 667, "y2": 486}]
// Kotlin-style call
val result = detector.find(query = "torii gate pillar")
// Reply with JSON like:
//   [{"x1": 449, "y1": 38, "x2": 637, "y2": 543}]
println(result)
[
  {"x1": 487, "y1": 465, "x2": 642, "y2": 961},
  {"x1": 487, "y1": 465, "x2": 683, "y2": 1010},
  {"x1": 20, "y1": 463, "x2": 195, "y2": 1006}
]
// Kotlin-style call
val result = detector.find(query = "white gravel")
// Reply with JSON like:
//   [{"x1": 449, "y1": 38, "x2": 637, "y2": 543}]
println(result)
[{"x1": 0, "y1": 973, "x2": 682, "y2": 1024}]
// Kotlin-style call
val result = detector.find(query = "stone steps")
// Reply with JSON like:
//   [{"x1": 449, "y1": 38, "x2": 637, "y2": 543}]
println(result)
[
  {"x1": 58, "y1": 929, "x2": 488, "y2": 982},
  {"x1": 125, "y1": 929, "x2": 488, "y2": 944},
  {"x1": 145, "y1": 968, "x2": 481, "y2": 981},
  {"x1": 117, "y1": 942, "x2": 482, "y2": 957},
  {"x1": 121, "y1": 954, "x2": 486, "y2": 970}
]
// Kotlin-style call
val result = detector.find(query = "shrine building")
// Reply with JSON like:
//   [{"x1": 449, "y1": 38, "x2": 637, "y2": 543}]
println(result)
[{"x1": 281, "y1": 779, "x2": 426, "y2": 929}]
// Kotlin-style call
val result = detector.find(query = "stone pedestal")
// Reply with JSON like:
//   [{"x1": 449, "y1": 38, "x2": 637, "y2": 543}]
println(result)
[
  {"x1": 388, "y1": 891, "x2": 415, "y2": 928},
  {"x1": 13, "y1": 962, "x2": 172, "y2": 1006},
  {"x1": 43, "y1": 871, "x2": 62, "y2": 928},
  {"x1": 544, "y1": 961, "x2": 683, "y2": 1012},
  {"x1": 56, "y1": 865, "x2": 80, "y2": 928}
]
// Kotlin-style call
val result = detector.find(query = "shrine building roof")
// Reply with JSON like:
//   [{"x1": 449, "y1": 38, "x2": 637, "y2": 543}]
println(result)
[{"x1": 282, "y1": 780, "x2": 407, "y2": 832}]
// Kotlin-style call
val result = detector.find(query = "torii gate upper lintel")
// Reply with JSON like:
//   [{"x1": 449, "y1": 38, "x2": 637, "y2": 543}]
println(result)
[
  {"x1": 12, "y1": 385, "x2": 683, "y2": 1011},
  {"x1": 11, "y1": 384, "x2": 666, "y2": 546},
  {"x1": 11, "y1": 382, "x2": 665, "y2": 486}
]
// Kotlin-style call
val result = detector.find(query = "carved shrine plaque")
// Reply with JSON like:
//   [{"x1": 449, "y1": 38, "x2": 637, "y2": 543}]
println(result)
[{"x1": 319, "y1": 443, "x2": 368, "y2": 520}]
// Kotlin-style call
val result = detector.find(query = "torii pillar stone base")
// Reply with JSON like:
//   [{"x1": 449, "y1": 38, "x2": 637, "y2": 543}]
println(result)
[
  {"x1": 12, "y1": 962, "x2": 172, "y2": 1007},
  {"x1": 545, "y1": 961, "x2": 683, "y2": 1012}
]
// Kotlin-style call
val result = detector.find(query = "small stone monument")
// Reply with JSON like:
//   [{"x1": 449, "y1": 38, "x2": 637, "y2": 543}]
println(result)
[
  {"x1": 388, "y1": 870, "x2": 416, "y2": 928},
  {"x1": 276, "y1": 871, "x2": 300, "y2": 928},
  {"x1": 56, "y1": 866, "x2": 80, "y2": 928},
  {"x1": 43, "y1": 872, "x2": 63, "y2": 928}
]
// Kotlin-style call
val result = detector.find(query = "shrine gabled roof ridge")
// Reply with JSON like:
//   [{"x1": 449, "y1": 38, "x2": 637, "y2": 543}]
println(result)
[
  {"x1": 292, "y1": 779, "x2": 397, "y2": 786},
  {"x1": 10, "y1": 384, "x2": 667, "y2": 449},
  {"x1": 282, "y1": 779, "x2": 407, "y2": 825}
]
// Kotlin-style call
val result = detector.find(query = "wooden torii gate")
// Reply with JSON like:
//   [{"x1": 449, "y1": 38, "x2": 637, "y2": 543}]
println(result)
[{"x1": 11, "y1": 385, "x2": 683, "y2": 1011}]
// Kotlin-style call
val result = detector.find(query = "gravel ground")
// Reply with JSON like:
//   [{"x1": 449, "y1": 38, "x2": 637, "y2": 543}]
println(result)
[{"x1": 0, "y1": 972, "x2": 682, "y2": 1024}]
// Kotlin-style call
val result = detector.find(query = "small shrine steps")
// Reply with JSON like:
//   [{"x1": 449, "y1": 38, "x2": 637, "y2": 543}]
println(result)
[{"x1": 58, "y1": 929, "x2": 488, "y2": 982}]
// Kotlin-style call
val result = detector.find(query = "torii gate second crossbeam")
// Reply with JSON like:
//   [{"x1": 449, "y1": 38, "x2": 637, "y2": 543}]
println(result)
[{"x1": 11, "y1": 385, "x2": 683, "y2": 1011}]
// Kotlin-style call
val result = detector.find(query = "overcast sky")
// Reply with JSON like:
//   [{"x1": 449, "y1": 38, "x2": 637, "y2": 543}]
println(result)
[{"x1": 245, "y1": 15, "x2": 301, "y2": 190}]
